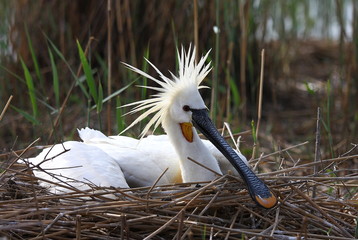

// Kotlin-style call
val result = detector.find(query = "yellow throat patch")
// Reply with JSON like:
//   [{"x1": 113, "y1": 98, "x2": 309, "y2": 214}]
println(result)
[{"x1": 180, "y1": 122, "x2": 193, "y2": 142}]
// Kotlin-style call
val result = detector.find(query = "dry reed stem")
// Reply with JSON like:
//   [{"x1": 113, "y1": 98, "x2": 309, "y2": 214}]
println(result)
[
  {"x1": 249, "y1": 141, "x2": 310, "y2": 163},
  {"x1": 193, "y1": 0, "x2": 199, "y2": 62},
  {"x1": 252, "y1": 49, "x2": 265, "y2": 161},
  {"x1": 0, "y1": 137, "x2": 40, "y2": 182},
  {"x1": 106, "y1": 0, "x2": 113, "y2": 135},
  {"x1": 187, "y1": 157, "x2": 223, "y2": 177},
  {"x1": 0, "y1": 95, "x2": 13, "y2": 122},
  {"x1": 224, "y1": 208, "x2": 240, "y2": 240}
]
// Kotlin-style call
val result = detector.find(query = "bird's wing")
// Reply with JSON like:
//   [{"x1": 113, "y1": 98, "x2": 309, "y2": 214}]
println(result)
[{"x1": 25, "y1": 141, "x2": 129, "y2": 194}]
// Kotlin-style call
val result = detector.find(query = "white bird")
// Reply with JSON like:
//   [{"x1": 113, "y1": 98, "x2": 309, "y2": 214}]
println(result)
[
  {"x1": 77, "y1": 127, "x2": 245, "y2": 187},
  {"x1": 25, "y1": 46, "x2": 277, "y2": 208},
  {"x1": 25, "y1": 127, "x2": 238, "y2": 194}
]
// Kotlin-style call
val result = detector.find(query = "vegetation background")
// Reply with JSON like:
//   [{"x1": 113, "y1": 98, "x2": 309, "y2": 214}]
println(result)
[{"x1": 0, "y1": 0, "x2": 357, "y2": 161}]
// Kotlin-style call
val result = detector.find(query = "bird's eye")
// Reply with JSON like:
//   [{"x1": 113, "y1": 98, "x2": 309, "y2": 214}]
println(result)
[{"x1": 183, "y1": 105, "x2": 190, "y2": 112}]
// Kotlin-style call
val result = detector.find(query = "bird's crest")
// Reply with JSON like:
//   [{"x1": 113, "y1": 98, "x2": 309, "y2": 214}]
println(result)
[{"x1": 121, "y1": 46, "x2": 212, "y2": 137}]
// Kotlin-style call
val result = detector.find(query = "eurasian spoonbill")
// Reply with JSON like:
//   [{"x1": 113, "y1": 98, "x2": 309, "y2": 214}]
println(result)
[{"x1": 25, "y1": 46, "x2": 277, "y2": 208}]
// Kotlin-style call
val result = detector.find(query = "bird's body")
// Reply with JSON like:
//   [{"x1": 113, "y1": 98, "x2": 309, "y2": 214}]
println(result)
[
  {"x1": 25, "y1": 46, "x2": 277, "y2": 208},
  {"x1": 78, "y1": 127, "x2": 243, "y2": 187},
  {"x1": 28, "y1": 127, "x2": 242, "y2": 191},
  {"x1": 78, "y1": 129, "x2": 182, "y2": 187}
]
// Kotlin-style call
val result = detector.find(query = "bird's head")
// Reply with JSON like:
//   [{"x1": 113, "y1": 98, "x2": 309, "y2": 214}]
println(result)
[{"x1": 122, "y1": 46, "x2": 211, "y2": 138}]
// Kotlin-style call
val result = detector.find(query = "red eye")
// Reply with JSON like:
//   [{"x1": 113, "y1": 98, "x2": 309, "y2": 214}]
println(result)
[{"x1": 183, "y1": 105, "x2": 190, "y2": 112}]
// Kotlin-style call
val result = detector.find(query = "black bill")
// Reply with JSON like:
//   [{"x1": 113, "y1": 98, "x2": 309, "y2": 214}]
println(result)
[{"x1": 191, "y1": 108, "x2": 277, "y2": 209}]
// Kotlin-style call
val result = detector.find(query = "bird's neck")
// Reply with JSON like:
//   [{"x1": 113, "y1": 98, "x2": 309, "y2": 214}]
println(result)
[{"x1": 162, "y1": 116, "x2": 222, "y2": 182}]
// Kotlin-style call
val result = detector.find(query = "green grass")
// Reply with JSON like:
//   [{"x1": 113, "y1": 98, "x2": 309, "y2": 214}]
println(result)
[
  {"x1": 116, "y1": 96, "x2": 125, "y2": 133},
  {"x1": 20, "y1": 57, "x2": 38, "y2": 121},
  {"x1": 25, "y1": 24, "x2": 44, "y2": 88},
  {"x1": 77, "y1": 40, "x2": 97, "y2": 102}
]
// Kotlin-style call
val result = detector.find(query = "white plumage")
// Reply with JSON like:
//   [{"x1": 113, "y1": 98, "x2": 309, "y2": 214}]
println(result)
[
  {"x1": 26, "y1": 127, "x2": 244, "y2": 192},
  {"x1": 27, "y1": 141, "x2": 129, "y2": 193},
  {"x1": 78, "y1": 127, "x2": 246, "y2": 187}
]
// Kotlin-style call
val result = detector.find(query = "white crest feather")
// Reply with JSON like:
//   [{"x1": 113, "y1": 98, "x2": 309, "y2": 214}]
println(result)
[{"x1": 121, "y1": 46, "x2": 212, "y2": 137}]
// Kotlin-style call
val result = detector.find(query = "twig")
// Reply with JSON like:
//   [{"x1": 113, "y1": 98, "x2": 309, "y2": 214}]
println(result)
[
  {"x1": 250, "y1": 141, "x2": 309, "y2": 163},
  {"x1": 224, "y1": 208, "x2": 240, "y2": 240},
  {"x1": 0, "y1": 95, "x2": 13, "y2": 121},
  {"x1": 261, "y1": 176, "x2": 358, "y2": 181},
  {"x1": 0, "y1": 137, "x2": 40, "y2": 182},
  {"x1": 313, "y1": 107, "x2": 321, "y2": 198},
  {"x1": 44, "y1": 212, "x2": 65, "y2": 233},
  {"x1": 187, "y1": 157, "x2": 223, "y2": 177},
  {"x1": 160, "y1": 175, "x2": 227, "y2": 208},
  {"x1": 222, "y1": 122, "x2": 239, "y2": 150},
  {"x1": 256, "y1": 49, "x2": 265, "y2": 142},
  {"x1": 259, "y1": 154, "x2": 358, "y2": 176},
  {"x1": 176, "y1": 209, "x2": 185, "y2": 240},
  {"x1": 290, "y1": 185, "x2": 353, "y2": 238},
  {"x1": 253, "y1": 152, "x2": 264, "y2": 172},
  {"x1": 300, "y1": 216, "x2": 308, "y2": 240},
  {"x1": 76, "y1": 214, "x2": 82, "y2": 240},
  {"x1": 146, "y1": 167, "x2": 169, "y2": 207},
  {"x1": 270, "y1": 205, "x2": 281, "y2": 237},
  {"x1": 120, "y1": 214, "x2": 127, "y2": 240},
  {"x1": 0, "y1": 145, "x2": 49, "y2": 159}
]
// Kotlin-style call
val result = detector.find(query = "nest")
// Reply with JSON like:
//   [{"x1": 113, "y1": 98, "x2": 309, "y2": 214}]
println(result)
[{"x1": 0, "y1": 145, "x2": 357, "y2": 240}]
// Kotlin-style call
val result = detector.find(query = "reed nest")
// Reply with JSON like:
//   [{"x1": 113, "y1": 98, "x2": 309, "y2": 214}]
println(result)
[{"x1": 0, "y1": 144, "x2": 357, "y2": 240}]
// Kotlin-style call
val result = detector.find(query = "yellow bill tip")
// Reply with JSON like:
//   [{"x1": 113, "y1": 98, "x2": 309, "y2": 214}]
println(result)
[{"x1": 255, "y1": 192, "x2": 278, "y2": 209}]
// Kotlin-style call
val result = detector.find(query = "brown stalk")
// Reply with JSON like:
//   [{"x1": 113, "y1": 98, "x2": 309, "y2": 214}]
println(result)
[
  {"x1": 224, "y1": 207, "x2": 240, "y2": 240},
  {"x1": 76, "y1": 214, "x2": 81, "y2": 240},
  {"x1": 256, "y1": 49, "x2": 265, "y2": 141},
  {"x1": 107, "y1": 0, "x2": 112, "y2": 135},
  {"x1": 239, "y1": 0, "x2": 250, "y2": 119},
  {"x1": 0, "y1": 95, "x2": 13, "y2": 122},
  {"x1": 187, "y1": 157, "x2": 223, "y2": 177},
  {"x1": 193, "y1": 0, "x2": 199, "y2": 61}
]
